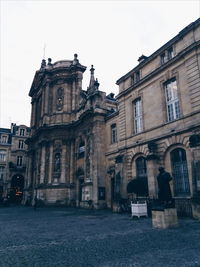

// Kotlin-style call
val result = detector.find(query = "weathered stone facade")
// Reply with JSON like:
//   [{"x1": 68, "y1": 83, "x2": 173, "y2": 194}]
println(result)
[
  {"x1": 106, "y1": 18, "x2": 200, "y2": 217},
  {"x1": 0, "y1": 124, "x2": 30, "y2": 202},
  {"x1": 25, "y1": 18, "x2": 200, "y2": 217},
  {"x1": 25, "y1": 57, "x2": 117, "y2": 208}
]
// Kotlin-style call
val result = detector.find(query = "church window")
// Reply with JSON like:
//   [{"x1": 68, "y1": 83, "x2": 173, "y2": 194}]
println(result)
[{"x1": 164, "y1": 78, "x2": 180, "y2": 122}]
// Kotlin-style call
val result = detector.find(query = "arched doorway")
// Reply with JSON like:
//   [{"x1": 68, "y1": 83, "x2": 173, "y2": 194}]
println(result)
[
  {"x1": 135, "y1": 156, "x2": 149, "y2": 196},
  {"x1": 170, "y1": 148, "x2": 190, "y2": 196},
  {"x1": 10, "y1": 174, "x2": 24, "y2": 203}
]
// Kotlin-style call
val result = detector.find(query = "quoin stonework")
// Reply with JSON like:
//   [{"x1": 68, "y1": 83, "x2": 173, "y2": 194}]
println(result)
[{"x1": 24, "y1": 18, "x2": 200, "y2": 217}]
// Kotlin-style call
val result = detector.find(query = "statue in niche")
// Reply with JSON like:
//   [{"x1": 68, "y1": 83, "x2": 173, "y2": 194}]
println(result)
[
  {"x1": 86, "y1": 135, "x2": 90, "y2": 178},
  {"x1": 56, "y1": 87, "x2": 64, "y2": 111},
  {"x1": 54, "y1": 153, "x2": 61, "y2": 173}
]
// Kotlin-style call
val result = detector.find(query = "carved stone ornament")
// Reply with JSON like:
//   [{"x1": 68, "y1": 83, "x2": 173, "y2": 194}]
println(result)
[
  {"x1": 189, "y1": 134, "x2": 200, "y2": 148},
  {"x1": 56, "y1": 87, "x2": 64, "y2": 111}
]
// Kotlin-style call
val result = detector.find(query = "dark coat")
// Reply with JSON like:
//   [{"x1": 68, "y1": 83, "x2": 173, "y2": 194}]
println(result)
[{"x1": 157, "y1": 171, "x2": 172, "y2": 201}]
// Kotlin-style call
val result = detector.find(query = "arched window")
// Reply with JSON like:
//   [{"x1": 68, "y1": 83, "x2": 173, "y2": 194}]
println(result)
[
  {"x1": 136, "y1": 156, "x2": 147, "y2": 177},
  {"x1": 170, "y1": 148, "x2": 190, "y2": 196}
]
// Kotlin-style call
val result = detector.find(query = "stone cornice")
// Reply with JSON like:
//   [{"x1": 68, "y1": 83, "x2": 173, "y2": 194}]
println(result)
[
  {"x1": 116, "y1": 18, "x2": 200, "y2": 85},
  {"x1": 117, "y1": 40, "x2": 200, "y2": 99}
]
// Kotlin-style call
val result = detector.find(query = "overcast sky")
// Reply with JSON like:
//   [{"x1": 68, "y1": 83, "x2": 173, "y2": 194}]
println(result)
[{"x1": 0, "y1": 0, "x2": 199, "y2": 128}]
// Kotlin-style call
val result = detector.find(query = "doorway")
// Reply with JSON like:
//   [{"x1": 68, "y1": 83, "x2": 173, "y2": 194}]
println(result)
[{"x1": 10, "y1": 174, "x2": 24, "y2": 203}]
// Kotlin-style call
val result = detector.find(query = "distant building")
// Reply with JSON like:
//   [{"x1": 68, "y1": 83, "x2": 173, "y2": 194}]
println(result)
[
  {"x1": 25, "y1": 18, "x2": 200, "y2": 217},
  {"x1": 0, "y1": 124, "x2": 30, "y2": 203}
]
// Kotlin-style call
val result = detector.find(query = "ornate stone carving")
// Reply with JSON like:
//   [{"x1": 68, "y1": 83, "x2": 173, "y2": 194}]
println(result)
[
  {"x1": 189, "y1": 134, "x2": 200, "y2": 147},
  {"x1": 56, "y1": 87, "x2": 64, "y2": 111},
  {"x1": 86, "y1": 135, "x2": 91, "y2": 179}
]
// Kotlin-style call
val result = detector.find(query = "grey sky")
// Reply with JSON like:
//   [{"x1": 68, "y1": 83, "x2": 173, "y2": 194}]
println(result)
[{"x1": 1, "y1": 0, "x2": 199, "y2": 128}]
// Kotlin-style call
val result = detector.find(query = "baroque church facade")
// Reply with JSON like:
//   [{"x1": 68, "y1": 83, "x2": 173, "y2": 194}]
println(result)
[{"x1": 25, "y1": 18, "x2": 200, "y2": 217}]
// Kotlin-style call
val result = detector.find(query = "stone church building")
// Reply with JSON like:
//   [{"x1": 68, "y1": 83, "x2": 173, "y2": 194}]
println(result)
[{"x1": 25, "y1": 18, "x2": 200, "y2": 217}]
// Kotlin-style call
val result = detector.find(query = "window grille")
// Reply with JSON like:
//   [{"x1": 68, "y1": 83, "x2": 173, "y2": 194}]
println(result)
[{"x1": 171, "y1": 148, "x2": 190, "y2": 196}]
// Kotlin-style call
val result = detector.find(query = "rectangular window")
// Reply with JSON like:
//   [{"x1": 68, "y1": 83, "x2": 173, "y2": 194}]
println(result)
[
  {"x1": 134, "y1": 99, "x2": 143, "y2": 133},
  {"x1": 0, "y1": 166, "x2": 5, "y2": 180},
  {"x1": 167, "y1": 47, "x2": 174, "y2": 60},
  {"x1": 19, "y1": 129, "x2": 25, "y2": 136},
  {"x1": 0, "y1": 151, "x2": 6, "y2": 162},
  {"x1": 1, "y1": 135, "x2": 8, "y2": 144},
  {"x1": 161, "y1": 47, "x2": 174, "y2": 64},
  {"x1": 18, "y1": 140, "x2": 24, "y2": 149},
  {"x1": 161, "y1": 53, "x2": 167, "y2": 64},
  {"x1": 111, "y1": 124, "x2": 117, "y2": 144},
  {"x1": 17, "y1": 156, "x2": 23, "y2": 166},
  {"x1": 135, "y1": 71, "x2": 140, "y2": 82},
  {"x1": 164, "y1": 79, "x2": 180, "y2": 122}
]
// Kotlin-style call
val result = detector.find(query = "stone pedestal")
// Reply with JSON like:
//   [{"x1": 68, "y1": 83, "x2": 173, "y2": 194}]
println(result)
[{"x1": 152, "y1": 208, "x2": 178, "y2": 229}]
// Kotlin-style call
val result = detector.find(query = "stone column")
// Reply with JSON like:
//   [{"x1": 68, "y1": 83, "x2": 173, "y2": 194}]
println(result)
[
  {"x1": 60, "y1": 142, "x2": 67, "y2": 183},
  {"x1": 44, "y1": 81, "x2": 50, "y2": 115},
  {"x1": 40, "y1": 143, "x2": 46, "y2": 184},
  {"x1": 26, "y1": 152, "x2": 33, "y2": 187},
  {"x1": 48, "y1": 142, "x2": 53, "y2": 184},
  {"x1": 72, "y1": 81, "x2": 76, "y2": 110},
  {"x1": 146, "y1": 155, "x2": 159, "y2": 198},
  {"x1": 41, "y1": 88, "x2": 45, "y2": 118},
  {"x1": 69, "y1": 139, "x2": 75, "y2": 184},
  {"x1": 31, "y1": 99, "x2": 36, "y2": 127}
]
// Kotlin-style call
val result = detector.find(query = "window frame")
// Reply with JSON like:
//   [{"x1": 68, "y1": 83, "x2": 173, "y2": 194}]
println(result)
[
  {"x1": 1, "y1": 135, "x2": 8, "y2": 144},
  {"x1": 111, "y1": 123, "x2": 117, "y2": 144},
  {"x1": 164, "y1": 78, "x2": 181, "y2": 122},
  {"x1": 133, "y1": 98, "x2": 143, "y2": 134},
  {"x1": 19, "y1": 129, "x2": 25, "y2": 136},
  {"x1": 0, "y1": 150, "x2": 6, "y2": 162},
  {"x1": 17, "y1": 156, "x2": 23, "y2": 166},
  {"x1": 18, "y1": 140, "x2": 24, "y2": 149}
]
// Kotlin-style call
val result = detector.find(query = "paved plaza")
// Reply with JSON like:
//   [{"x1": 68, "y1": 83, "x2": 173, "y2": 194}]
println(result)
[{"x1": 0, "y1": 206, "x2": 200, "y2": 267}]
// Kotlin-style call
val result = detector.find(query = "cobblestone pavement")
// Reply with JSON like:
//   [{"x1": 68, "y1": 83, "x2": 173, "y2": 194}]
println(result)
[{"x1": 0, "y1": 206, "x2": 200, "y2": 267}]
